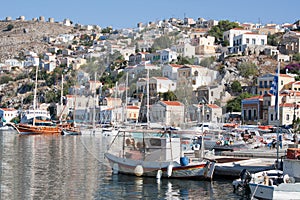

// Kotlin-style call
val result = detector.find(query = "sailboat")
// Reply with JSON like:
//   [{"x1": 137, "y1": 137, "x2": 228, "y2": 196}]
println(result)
[
  {"x1": 61, "y1": 95, "x2": 81, "y2": 135},
  {"x1": 13, "y1": 65, "x2": 61, "y2": 135}
]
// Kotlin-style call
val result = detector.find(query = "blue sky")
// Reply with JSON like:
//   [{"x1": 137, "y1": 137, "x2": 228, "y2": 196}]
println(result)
[{"x1": 1, "y1": 0, "x2": 299, "y2": 29}]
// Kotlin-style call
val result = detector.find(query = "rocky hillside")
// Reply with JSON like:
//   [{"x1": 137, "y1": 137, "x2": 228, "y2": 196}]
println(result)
[{"x1": 0, "y1": 20, "x2": 74, "y2": 62}]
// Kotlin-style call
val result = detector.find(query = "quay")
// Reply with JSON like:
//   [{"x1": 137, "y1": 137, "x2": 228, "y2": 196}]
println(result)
[
  {"x1": 220, "y1": 147, "x2": 287, "y2": 158},
  {"x1": 185, "y1": 147, "x2": 287, "y2": 179}
]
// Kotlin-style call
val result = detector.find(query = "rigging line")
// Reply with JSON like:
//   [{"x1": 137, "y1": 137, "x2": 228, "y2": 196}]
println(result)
[{"x1": 79, "y1": 135, "x2": 110, "y2": 167}]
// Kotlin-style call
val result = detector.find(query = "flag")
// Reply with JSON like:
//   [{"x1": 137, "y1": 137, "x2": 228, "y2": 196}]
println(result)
[
  {"x1": 270, "y1": 69, "x2": 279, "y2": 120},
  {"x1": 269, "y1": 75, "x2": 278, "y2": 96}
]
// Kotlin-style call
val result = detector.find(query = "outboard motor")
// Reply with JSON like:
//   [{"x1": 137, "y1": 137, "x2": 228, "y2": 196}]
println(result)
[{"x1": 233, "y1": 169, "x2": 251, "y2": 197}]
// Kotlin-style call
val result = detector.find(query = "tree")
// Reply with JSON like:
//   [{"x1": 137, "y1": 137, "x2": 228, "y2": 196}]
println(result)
[
  {"x1": 0, "y1": 75, "x2": 13, "y2": 84},
  {"x1": 160, "y1": 91, "x2": 177, "y2": 101},
  {"x1": 200, "y1": 57, "x2": 215, "y2": 68},
  {"x1": 237, "y1": 62, "x2": 258, "y2": 78},
  {"x1": 177, "y1": 56, "x2": 194, "y2": 65},
  {"x1": 101, "y1": 27, "x2": 112, "y2": 34},
  {"x1": 151, "y1": 35, "x2": 172, "y2": 51},
  {"x1": 226, "y1": 92, "x2": 253, "y2": 112},
  {"x1": 208, "y1": 20, "x2": 241, "y2": 45},
  {"x1": 231, "y1": 80, "x2": 242, "y2": 93},
  {"x1": 293, "y1": 53, "x2": 300, "y2": 62},
  {"x1": 6, "y1": 24, "x2": 14, "y2": 31},
  {"x1": 267, "y1": 32, "x2": 283, "y2": 46}
]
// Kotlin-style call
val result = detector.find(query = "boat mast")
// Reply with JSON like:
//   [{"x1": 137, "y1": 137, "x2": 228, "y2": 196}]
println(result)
[
  {"x1": 33, "y1": 64, "x2": 38, "y2": 126},
  {"x1": 125, "y1": 72, "x2": 128, "y2": 123},
  {"x1": 146, "y1": 69, "x2": 150, "y2": 129},
  {"x1": 92, "y1": 72, "x2": 97, "y2": 130},
  {"x1": 201, "y1": 103, "x2": 205, "y2": 158},
  {"x1": 59, "y1": 74, "x2": 64, "y2": 122},
  {"x1": 276, "y1": 62, "x2": 280, "y2": 168}
]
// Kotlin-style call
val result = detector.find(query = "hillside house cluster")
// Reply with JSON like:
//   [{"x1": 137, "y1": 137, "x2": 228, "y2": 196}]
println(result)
[{"x1": 1, "y1": 16, "x2": 300, "y2": 127}]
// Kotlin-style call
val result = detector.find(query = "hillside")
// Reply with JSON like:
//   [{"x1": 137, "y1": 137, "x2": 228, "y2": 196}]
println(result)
[{"x1": 0, "y1": 20, "x2": 74, "y2": 62}]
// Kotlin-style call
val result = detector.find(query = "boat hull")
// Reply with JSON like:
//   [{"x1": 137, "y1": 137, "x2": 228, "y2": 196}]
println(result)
[
  {"x1": 105, "y1": 153, "x2": 215, "y2": 180},
  {"x1": 61, "y1": 128, "x2": 81, "y2": 135},
  {"x1": 14, "y1": 123, "x2": 61, "y2": 135},
  {"x1": 249, "y1": 182, "x2": 300, "y2": 200}
]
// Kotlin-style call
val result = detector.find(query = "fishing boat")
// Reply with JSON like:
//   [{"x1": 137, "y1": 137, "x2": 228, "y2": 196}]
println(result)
[
  {"x1": 232, "y1": 147, "x2": 300, "y2": 199},
  {"x1": 232, "y1": 169, "x2": 300, "y2": 200},
  {"x1": 60, "y1": 121, "x2": 81, "y2": 135},
  {"x1": 104, "y1": 128, "x2": 216, "y2": 180}
]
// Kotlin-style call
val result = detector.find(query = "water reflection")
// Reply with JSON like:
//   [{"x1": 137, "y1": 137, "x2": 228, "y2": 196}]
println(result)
[{"x1": 0, "y1": 132, "x2": 241, "y2": 200}]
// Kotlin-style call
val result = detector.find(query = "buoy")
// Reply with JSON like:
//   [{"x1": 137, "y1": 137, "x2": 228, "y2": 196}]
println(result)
[
  {"x1": 112, "y1": 163, "x2": 119, "y2": 175},
  {"x1": 156, "y1": 169, "x2": 162, "y2": 179},
  {"x1": 167, "y1": 164, "x2": 173, "y2": 177},
  {"x1": 134, "y1": 165, "x2": 144, "y2": 176}
]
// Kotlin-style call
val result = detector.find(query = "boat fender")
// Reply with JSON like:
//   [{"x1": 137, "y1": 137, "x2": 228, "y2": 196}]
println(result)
[
  {"x1": 156, "y1": 170, "x2": 162, "y2": 179},
  {"x1": 167, "y1": 164, "x2": 173, "y2": 177},
  {"x1": 283, "y1": 174, "x2": 295, "y2": 183},
  {"x1": 112, "y1": 163, "x2": 119, "y2": 175},
  {"x1": 134, "y1": 165, "x2": 144, "y2": 176}
]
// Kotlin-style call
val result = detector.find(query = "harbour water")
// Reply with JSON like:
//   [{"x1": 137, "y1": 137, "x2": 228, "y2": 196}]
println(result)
[{"x1": 0, "y1": 131, "x2": 243, "y2": 200}]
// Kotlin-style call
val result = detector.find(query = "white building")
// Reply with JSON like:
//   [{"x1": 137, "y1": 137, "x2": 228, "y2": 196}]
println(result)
[
  {"x1": 149, "y1": 77, "x2": 176, "y2": 94},
  {"x1": 0, "y1": 108, "x2": 18, "y2": 125},
  {"x1": 232, "y1": 32, "x2": 267, "y2": 53},
  {"x1": 223, "y1": 28, "x2": 249, "y2": 49},
  {"x1": 177, "y1": 65, "x2": 218, "y2": 91},
  {"x1": 171, "y1": 42, "x2": 195, "y2": 58},
  {"x1": 158, "y1": 49, "x2": 177, "y2": 64},
  {"x1": 162, "y1": 64, "x2": 182, "y2": 80},
  {"x1": 5, "y1": 59, "x2": 23, "y2": 68}
]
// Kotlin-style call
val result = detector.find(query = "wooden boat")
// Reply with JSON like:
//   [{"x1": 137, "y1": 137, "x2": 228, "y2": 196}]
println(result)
[
  {"x1": 104, "y1": 129, "x2": 216, "y2": 180},
  {"x1": 13, "y1": 118, "x2": 61, "y2": 135},
  {"x1": 61, "y1": 123, "x2": 81, "y2": 135}
]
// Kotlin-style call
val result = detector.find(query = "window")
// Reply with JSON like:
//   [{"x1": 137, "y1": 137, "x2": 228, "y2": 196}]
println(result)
[
  {"x1": 271, "y1": 114, "x2": 273, "y2": 121},
  {"x1": 246, "y1": 38, "x2": 249, "y2": 44},
  {"x1": 286, "y1": 114, "x2": 290, "y2": 121},
  {"x1": 261, "y1": 39, "x2": 265, "y2": 45},
  {"x1": 252, "y1": 39, "x2": 256, "y2": 44},
  {"x1": 259, "y1": 81, "x2": 263, "y2": 88},
  {"x1": 211, "y1": 91, "x2": 213, "y2": 97}
]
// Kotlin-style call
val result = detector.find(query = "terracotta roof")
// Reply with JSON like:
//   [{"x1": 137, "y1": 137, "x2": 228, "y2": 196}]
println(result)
[
  {"x1": 279, "y1": 74, "x2": 293, "y2": 78},
  {"x1": 244, "y1": 95, "x2": 263, "y2": 100},
  {"x1": 244, "y1": 32, "x2": 260, "y2": 35},
  {"x1": 153, "y1": 77, "x2": 169, "y2": 80},
  {"x1": 207, "y1": 104, "x2": 220, "y2": 109},
  {"x1": 161, "y1": 101, "x2": 183, "y2": 106},
  {"x1": 170, "y1": 64, "x2": 182, "y2": 68},
  {"x1": 231, "y1": 28, "x2": 245, "y2": 30},
  {"x1": 281, "y1": 103, "x2": 295, "y2": 108},
  {"x1": 127, "y1": 106, "x2": 139, "y2": 109},
  {"x1": 0, "y1": 108, "x2": 16, "y2": 111}
]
